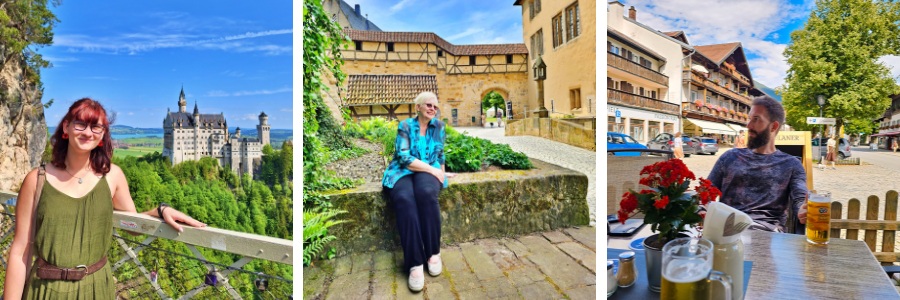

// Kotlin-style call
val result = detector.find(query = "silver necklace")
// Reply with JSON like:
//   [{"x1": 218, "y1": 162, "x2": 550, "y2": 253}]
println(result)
[{"x1": 65, "y1": 167, "x2": 89, "y2": 184}]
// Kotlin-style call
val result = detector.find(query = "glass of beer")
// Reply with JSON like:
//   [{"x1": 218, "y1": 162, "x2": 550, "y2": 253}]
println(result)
[
  {"x1": 660, "y1": 237, "x2": 732, "y2": 300},
  {"x1": 806, "y1": 191, "x2": 832, "y2": 245}
]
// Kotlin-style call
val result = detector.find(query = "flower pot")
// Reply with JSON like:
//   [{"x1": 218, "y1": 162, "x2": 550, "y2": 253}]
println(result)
[
  {"x1": 643, "y1": 233, "x2": 689, "y2": 292},
  {"x1": 643, "y1": 234, "x2": 665, "y2": 292}
]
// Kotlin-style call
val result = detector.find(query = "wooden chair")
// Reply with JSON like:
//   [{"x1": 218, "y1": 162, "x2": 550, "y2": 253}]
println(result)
[{"x1": 828, "y1": 190, "x2": 900, "y2": 275}]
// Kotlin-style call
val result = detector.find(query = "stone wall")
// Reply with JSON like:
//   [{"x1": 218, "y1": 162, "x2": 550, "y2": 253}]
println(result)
[
  {"x1": 505, "y1": 117, "x2": 596, "y2": 151},
  {"x1": 324, "y1": 159, "x2": 589, "y2": 256},
  {"x1": 332, "y1": 59, "x2": 529, "y2": 127}
]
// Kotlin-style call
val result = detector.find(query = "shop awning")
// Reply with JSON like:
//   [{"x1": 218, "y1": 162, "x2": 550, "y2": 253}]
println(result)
[
  {"x1": 870, "y1": 132, "x2": 900, "y2": 137},
  {"x1": 684, "y1": 118, "x2": 737, "y2": 135},
  {"x1": 726, "y1": 124, "x2": 748, "y2": 134}
]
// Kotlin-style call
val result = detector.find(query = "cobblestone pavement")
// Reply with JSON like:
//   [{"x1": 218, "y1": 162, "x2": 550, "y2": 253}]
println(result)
[
  {"x1": 303, "y1": 226, "x2": 597, "y2": 300},
  {"x1": 681, "y1": 146, "x2": 900, "y2": 253},
  {"x1": 455, "y1": 126, "x2": 597, "y2": 226}
]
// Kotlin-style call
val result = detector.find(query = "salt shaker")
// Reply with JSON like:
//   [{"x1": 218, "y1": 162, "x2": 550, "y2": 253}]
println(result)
[
  {"x1": 607, "y1": 260, "x2": 617, "y2": 297},
  {"x1": 617, "y1": 251, "x2": 637, "y2": 287}
]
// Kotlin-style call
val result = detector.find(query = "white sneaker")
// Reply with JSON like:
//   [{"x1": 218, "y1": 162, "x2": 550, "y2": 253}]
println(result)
[
  {"x1": 408, "y1": 265, "x2": 424, "y2": 292},
  {"x1": 427, "y1": 254, "x2": 443, "y2": 276}
]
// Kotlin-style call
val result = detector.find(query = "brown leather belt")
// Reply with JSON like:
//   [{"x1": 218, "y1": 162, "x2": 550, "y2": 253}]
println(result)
[{"x1": 35, "y1": 256, "x2": 107, "y2": 281}]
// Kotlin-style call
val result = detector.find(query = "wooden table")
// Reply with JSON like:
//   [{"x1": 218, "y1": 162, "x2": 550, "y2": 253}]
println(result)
[{"x1": 608, "y1": 225, "x2": 900, "y2": 299}]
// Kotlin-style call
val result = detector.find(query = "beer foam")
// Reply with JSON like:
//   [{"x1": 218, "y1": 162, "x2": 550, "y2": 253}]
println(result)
[{"x1": 663, "y1": 259, "x2": 711, "y2": 283}]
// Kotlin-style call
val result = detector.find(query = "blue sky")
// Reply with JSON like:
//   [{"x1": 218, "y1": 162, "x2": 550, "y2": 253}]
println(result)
[
  {"x1": 346, "y1": 0, "x2": 525, "y2": 45},
  {"x1": 39, "y1": 1, "x2": 292, "y2": 129},
  {"x1": 615, "y1": 0, "x2": 818, "y2": 89}
]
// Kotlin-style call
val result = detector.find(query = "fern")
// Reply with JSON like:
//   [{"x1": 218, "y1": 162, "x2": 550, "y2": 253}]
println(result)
[{"x1": 303, "y1": 207, "x2": 349, "y2": 266}]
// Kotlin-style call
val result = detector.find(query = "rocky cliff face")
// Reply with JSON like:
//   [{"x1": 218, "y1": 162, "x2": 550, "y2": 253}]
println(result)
[{"x1": 0, "y1": 58, "x2": 48, "y2": 193}]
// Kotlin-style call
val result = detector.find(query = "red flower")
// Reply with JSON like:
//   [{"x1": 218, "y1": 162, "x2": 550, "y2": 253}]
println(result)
[
  {"x1": 624, "y1": 158, "x2": 714, "y2": 243},
  {"x1": 620, "y1": 192, "x2": 638, "y2": 213},
  {"x1": 654, "y1": 195, "x2": 670, "y2": 209}
]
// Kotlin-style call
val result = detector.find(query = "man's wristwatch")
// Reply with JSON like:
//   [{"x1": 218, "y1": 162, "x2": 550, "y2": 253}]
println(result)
[{"x1": 157, "y1": 202, "x2": 170, "y2": 219}]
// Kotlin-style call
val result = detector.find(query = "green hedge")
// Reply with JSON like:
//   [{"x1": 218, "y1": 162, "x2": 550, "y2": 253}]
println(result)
[{"x1": 344, "y1": 117, "x2": 532, "y2": 172}]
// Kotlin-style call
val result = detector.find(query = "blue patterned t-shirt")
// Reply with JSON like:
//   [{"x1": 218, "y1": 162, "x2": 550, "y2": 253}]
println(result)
[
  {"x1": 382, "y1": 117, "x2": 447, "y2": 189},
  {"x1": 707, "y1": 148, "x2": 808, "y2": 231}
]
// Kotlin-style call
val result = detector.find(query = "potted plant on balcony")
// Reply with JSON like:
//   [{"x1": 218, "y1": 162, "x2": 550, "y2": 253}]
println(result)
[
  {"x1": 694, "y1": 100, "x2": 703, "y2": 107},
  {"x1": 617, "y1": 159, "x2": 722, "y2": 292}
]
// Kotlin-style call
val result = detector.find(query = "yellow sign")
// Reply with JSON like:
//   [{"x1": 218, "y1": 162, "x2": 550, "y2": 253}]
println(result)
[{"x1": 773, "y1": 131, "x2": 813, "y2": 191}]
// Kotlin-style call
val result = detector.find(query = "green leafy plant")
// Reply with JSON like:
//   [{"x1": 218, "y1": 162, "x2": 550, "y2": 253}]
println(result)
[
  {"x1": 303, "y1": 207, "x2": 348, "y2": 266},
  {"x1": 445, "y1": 134, "x2": 487, "y2": 172},
  {"x1": 486, "y1": 144, "x2": 533, "y2": 170}
]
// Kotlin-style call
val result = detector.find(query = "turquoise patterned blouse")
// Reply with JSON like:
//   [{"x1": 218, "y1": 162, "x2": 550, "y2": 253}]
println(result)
[{"x1": 382, "y1": 117, "x2": 447, "y2": 189}]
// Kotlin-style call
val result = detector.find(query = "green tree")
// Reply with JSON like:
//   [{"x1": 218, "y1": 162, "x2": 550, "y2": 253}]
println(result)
[
  {"x1": 781, "y1": 0, "x2": 900, "y2": 135},
  {"x1": 481, "y1": 91, "x2": 505, "y2": 115},
  {"x1": 0, "y1": 0, "x2": 58, "y2": 84}
]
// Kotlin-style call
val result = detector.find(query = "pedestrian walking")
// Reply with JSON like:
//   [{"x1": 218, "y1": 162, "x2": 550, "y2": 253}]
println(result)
[
  {"x1": 823, "y1": 135, "x2": 838, "y2": 170},
  {"x1": 673, "y1": 132, "x2": 685, "y2": 159},
  {"x1": 892, "y1": 139, "x2": 898, "y2": 153}
]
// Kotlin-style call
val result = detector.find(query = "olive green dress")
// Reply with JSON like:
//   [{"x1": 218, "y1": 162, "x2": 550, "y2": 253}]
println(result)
[{"x1": 25, "y1": 176, "x2": 115, "y2": 299}]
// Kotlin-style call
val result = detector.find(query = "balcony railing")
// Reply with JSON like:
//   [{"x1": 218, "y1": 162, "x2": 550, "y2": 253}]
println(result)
[
  {"x1": 608, "y1": 52, "x2": 668, "y2": 86},
  {"x1": 686, "y1": 71, "x2": 752, "y2": 105},
  {"x1": 0, "y1": 190, "x2": 293, "y2": 299},
  {"x1": 607, "y1": 88, "x2": 680, "y2": 115},
  {"x1": 719, "y1": 67, "x2": 752, "y2": 87},
  {"x1": 682, "y1": 103, "x2": 748, "y2": 123}
]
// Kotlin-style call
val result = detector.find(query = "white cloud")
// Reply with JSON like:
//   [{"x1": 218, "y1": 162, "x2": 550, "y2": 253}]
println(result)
[
  {"x1": 127, "y1": 112, "x2": 134, "y2": 116},
  {"x1": 878, "y1": 55, "x2": 900, "y2": 81},
  {"x1": 222, "y1": 70, "x2": 244, "y2": 77},
  {"x1": 280, "y1": 107, "x2": 292, "y2": 112},
  {"x1": 447, "y1": 27, "x2": 484, "y2": 41},
  {"x1": 205, "y1": 87, "x2": 292, "y2": 97},
  {"x1": 620, "y1": 0, "x2": 810, "y2": 88},
  {"x1": 53, "y1": 29, "x2": 292, "y2": 55},
  {"x1": 390, "y1": 0, "x2": 415, "y2": 12}
]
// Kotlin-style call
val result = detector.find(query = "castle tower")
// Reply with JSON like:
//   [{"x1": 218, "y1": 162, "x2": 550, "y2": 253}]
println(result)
[
  {"x1": 178, "y1": 87, "x2": 187, "y2": 113},
  {"x1": 193, "y1": 102, "x2": 200, "y2": 160},
  {"x1": 235, "y1": 127, "x2": 241, "y2": 138},
  {"x1": 257, "y1": 111, "x2": 270, "y2": 146}
]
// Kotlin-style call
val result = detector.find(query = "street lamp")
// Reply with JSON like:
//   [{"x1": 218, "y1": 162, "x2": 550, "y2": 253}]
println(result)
[
  {"x1": 533, "y1": 55, "x2": 549, "y2": 118},
  {"x1": 817, "y1": 95, "x2": 825, "y2": 139}
]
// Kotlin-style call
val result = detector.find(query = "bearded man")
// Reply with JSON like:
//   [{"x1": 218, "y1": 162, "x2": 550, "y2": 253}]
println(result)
[{"x1": 707, "y1": 96, "x2": 809, "y2": 232}]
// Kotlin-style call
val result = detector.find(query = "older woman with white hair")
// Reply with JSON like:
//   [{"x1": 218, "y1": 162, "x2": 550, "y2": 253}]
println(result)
[{"x1": 382, "y1": 91, "x2": 455, "y2": 292}]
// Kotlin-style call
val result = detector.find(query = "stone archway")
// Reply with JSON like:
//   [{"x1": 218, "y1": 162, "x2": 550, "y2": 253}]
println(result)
[{"x1": 480, "y1": 87, "x2": 511, "y2": 127}]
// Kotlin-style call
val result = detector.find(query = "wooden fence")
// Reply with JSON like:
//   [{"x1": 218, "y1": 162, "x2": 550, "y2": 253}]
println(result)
[{"x1": 830, "y1": 190, "x2": 899, "y2": 266}]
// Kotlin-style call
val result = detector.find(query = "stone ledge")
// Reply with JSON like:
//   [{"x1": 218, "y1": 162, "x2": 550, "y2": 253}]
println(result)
[{"x1": 324, "y1": 159, "x2": 590, "y2": 256}]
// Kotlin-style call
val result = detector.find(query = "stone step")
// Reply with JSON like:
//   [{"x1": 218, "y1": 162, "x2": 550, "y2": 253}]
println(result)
[{"x1": 304, "y1": 226, "x2": 597, "y2": 300}]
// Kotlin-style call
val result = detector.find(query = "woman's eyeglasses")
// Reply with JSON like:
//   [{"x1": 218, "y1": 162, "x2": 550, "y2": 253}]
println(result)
[
  {"x1": 72, "y1": 120, "x2": 105, "y2": 134},
  {"x1": 422, "y1": 103, "x2": 437, "y2": 109}
]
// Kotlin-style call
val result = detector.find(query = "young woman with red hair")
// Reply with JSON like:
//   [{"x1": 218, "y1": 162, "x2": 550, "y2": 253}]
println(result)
[{"x1": 3, "y1": 98, "x2": 206, "y2": 299}]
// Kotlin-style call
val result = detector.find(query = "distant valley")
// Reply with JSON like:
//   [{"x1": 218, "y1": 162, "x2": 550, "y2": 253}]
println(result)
[{"x1": 48, "y1": 125, "x2": 293, "y2": 156}]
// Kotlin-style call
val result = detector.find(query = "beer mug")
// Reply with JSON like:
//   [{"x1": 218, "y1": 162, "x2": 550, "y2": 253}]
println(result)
[
  {"x1": 660, "y1": 237, "x2": 732, "y2": 300},
  {"x1": 806, "y1": 191, "x2": 832, "y2": 245}
]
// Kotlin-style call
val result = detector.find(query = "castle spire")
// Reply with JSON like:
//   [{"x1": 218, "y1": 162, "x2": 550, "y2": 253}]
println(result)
[
  {"x1": 178, "y1": 86, "x2": 187, "y2": 113},
  {"x1": 193, "y1": 101, "x2": 199, "y2": 115}
]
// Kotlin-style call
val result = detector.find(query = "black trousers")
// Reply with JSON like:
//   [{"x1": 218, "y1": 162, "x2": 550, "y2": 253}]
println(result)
[{"x1": 386, "y1": 172, "x2": 442, "y2": 271}]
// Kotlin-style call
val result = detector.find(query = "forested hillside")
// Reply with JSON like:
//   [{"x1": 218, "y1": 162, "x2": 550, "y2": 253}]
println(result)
[{"x1": 112, "y1": 141, "x2": 293, "y2": 297}]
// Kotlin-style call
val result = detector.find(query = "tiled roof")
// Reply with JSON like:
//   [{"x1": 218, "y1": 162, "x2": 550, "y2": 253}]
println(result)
[
  {"x1": 345, "y1": 75, "x2": 438, "y2": 106},
  {"x1": 336, "y1": 0, "x2": 382, "y2": 31},
  {"x1": 694, "y1": 42, "x2": 753, "y2": 84},
  {"x1": 165, "y1": 112, "x2": 227, "y2": 129},
  {"x1": 345, "y1": 29, "x2": 527, "y2": 55},
  {"x1": 694, "y1": 42, "x2": 741, "y2": 65},
  {"x1": 663, "y1": 31, "x2": 689, "y2": 44}
]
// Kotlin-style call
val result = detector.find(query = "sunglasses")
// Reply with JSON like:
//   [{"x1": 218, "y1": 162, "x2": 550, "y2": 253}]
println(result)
[{"x1": 422, "y1": 103, "x2": 438, "y2": 109}]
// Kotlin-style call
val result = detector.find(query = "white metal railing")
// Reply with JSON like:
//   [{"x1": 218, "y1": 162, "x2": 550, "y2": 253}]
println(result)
[{"x1": 0, "y1": 190, "x2": 293, "y2": 299}]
